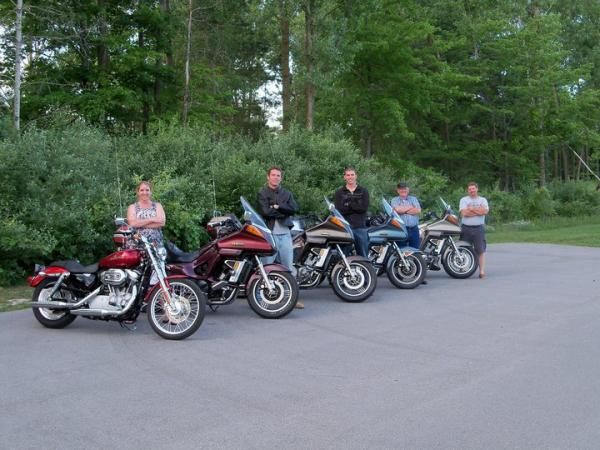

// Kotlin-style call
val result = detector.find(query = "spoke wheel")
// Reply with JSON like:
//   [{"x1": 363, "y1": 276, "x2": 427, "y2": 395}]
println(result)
[
  {"x1": 148, "y1": 279, "x2": 206, "y2": 340},
  {"x1": 32, "y1": 279, "x2": 77, "y2": 329}
]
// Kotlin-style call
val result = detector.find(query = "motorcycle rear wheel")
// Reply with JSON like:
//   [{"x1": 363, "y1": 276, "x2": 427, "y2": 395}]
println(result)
[
  {"x1": 247, "y1": 271, "x2": 298, "y2": 318},
  {"x1": 147, "y1": 279, "x2": 206, "y2": 340},
  {"x1": 330, "y1": 261, "x2": 377, "y2": 302},
  {"x1": 442, "y1": 246, "x2": 478, "y2": 279},
  {"x1": 32, "y1": 279, "x2": 77, "y2": 329},
  {"x1": 386, "y1": 253, "x2": 426, "y2": 289}
]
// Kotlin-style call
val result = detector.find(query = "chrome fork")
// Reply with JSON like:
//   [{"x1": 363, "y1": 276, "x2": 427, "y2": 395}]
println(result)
[
  {"x1": 336, "y1": 245, "x2": 357, "y2": 278},
  {"x1": 254, "y1": 255, "x2": 275, "y2": 293}
]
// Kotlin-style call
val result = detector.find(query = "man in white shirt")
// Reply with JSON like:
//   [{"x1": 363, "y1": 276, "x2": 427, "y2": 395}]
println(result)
[{"x1": 459, "y1": 182, "x2": 489, "y2": 278}]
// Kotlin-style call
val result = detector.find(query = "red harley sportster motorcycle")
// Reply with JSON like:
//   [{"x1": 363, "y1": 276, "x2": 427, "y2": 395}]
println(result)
[
  {"x1": 165, "y1": 197, "x2": 299, "y2": 319},
  {"x1": 27, "y1": 218, "x2": 206, "y2": 340}
]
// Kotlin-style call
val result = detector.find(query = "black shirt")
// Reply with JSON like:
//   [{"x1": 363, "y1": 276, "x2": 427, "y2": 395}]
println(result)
[{"x1": 334, "y1": 185, "x2": 370, "y2": 229}]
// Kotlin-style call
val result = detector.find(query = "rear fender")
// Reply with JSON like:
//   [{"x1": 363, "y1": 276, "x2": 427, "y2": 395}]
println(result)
[
  {"x1": 247, "y1": 263, "x2": 291, "y2": 287},
  {"x1": 27, "y1": 266, "x2": 70, "y2": 288}
]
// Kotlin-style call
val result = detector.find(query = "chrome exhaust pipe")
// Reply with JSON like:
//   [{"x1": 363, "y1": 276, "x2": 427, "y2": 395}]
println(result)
[
  {"x1": 29, "y1": 286, "x2": 102, "y2": 310},
  {"x1": 69, "y1": 286, "x2": 138, "y2": 317}
]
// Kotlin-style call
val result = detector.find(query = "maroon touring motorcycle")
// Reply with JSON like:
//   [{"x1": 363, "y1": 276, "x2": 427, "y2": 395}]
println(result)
[{"x1": 165, "y1": 196, "x2": 299, "y2": 319}]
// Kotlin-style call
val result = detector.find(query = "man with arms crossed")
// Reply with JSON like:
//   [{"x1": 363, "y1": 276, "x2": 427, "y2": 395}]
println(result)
[
  {"x1": 334, "y1": 166, "x2": 370, "y2": 257},
  {"x1": 459, "y1": 182, "x2": 489, "y2": 279},
  {"x1": 258, "y1": 166, "x2": 304, "y2": 308}
]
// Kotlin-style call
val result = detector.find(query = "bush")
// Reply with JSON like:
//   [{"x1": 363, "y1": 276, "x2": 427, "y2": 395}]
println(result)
[
  {"x1": 485, "y1": 188, "x2": 525, "y2": 224},
  {"x1": 549, "y1": 180, "x2": 600, "y2": 216},
  {"x1": 524, "y1": 186, "x2": 556, "y2": 219},
  {"x1": 0, "y1": 124, "x2": 419, "y2": 282}
]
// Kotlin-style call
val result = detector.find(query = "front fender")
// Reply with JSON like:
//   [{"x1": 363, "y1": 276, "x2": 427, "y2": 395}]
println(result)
[
  {"x1": 445, "y1": 240, "x2": 473, "y2": 250},
  {"x1": 345, "y1": 255, "x2": 371, "y2": 263},
  {"x1": 246, "y1": 263, "x2": 291, "y2": 287},
  {"x1": 442, "y1": 240, "x2": 474, "y2": 256},
  {"x1": 331, "y1": 255, "x2": 371, "y2": 271},
  {"x1": 394, "y1": 245, "x2": 421, "y2": 255},
  {"x1": 144, "y1": 275, "x2": 196, "y2": 301}
]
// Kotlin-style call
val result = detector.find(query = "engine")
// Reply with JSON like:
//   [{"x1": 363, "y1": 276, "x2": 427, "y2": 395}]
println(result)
[
  {"x1": 88, "y1": 269, "x2": 140, "y2": 310},
  {"x1": 100, "y1": 269, "x2": 128, "y2": 286}
]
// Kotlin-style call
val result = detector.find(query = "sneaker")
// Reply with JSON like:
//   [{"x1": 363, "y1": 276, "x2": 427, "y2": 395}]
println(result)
[{"x1": 295, "y1": 301, "x2": 305, "y2": 309}]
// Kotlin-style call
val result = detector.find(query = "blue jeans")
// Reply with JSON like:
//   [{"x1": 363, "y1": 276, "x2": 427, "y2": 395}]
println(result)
[
  {"x1": 352, "y1": 227, "x2": 369, "y2": 257},
  {"x1": 263, "y1": 233, "x2": 296, "y2": 275},
  {"x1": 406, "y1": 226, "x2": 420, "y2": 249}
]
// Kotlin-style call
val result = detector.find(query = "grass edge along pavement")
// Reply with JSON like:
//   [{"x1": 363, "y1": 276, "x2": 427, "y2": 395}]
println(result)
[
  {"x1": 0, "y1": 285, "x2": 34, "y2": 312},
  {"x1": 2, "y1": 216, "x2": 600, "y2": 312},
  {"x1": 487, "y1": 215, "x2": 600, "y2": 248}
]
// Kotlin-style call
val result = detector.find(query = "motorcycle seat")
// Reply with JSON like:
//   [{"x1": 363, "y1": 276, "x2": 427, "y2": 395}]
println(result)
[
  {"x1": 166, "y1": 241, "x2": 200, "y2": 263},
  {"x1": 51, "y1": 260, "x2": 99, "y2": 274}
]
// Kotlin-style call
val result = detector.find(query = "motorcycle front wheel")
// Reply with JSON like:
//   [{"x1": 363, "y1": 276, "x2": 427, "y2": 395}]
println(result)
[
  {"x1": 386, "y1": 253, "x2": 427, "y2": 289},
  {"x1": 147, "y1": 279, "x2": 206, "y2": 340},
  {"x1": 442, "y1": 245, "x2": 478, "y2": 279},
  {"x1": 330, "y1": 261, "x2": 377, "y2": 302},
  {"x1": 32, "y1": 279, "x2": 77, "y2": 329},
  {"x1": 247, "y1": 271, "x2": 298, "y2": 319}
]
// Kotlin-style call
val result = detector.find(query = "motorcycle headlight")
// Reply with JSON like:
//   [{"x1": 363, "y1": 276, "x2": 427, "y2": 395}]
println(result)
[{"x1": 157, "y1": 246, "x2": 167, "y2": 261}]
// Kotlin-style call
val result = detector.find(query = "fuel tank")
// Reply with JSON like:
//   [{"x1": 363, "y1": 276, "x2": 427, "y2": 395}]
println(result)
[
  {"x1": 368, "y1": 223, "x2": 408, "y2": 245},
  {"x1": 305, "y1": 220, "x2": 353, "y2": 245},
  {"x1": 99, "y1": 249, "x2": 142, "y2": 269}
]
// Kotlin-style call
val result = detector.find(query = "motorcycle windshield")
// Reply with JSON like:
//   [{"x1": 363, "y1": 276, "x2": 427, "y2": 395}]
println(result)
[
  {"x1": 324, "y1": 196, "x2": 354, "y2": 238},
  {"x1": 439, "y1": 197, "x2": 455, "y2": 215},
  {"x1": 240, "y1": 196, "x2": 276, "y2": 247},
  {"x1": 382, "y1": 198, "x2": 405, "y2": 225}
]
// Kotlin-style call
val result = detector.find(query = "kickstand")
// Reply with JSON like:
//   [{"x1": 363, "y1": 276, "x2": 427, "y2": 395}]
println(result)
[
  {"x1": 209, "y1": 304, "x2": 219, "y2": 313},
  {"x1": 120, "y1": 321, "x2": 137, "y2": 331}
]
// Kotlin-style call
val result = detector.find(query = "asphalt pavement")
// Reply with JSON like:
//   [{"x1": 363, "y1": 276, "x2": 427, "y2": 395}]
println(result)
[{"x1": 1, "y1": 243, "x2": 600, "y2": 449}]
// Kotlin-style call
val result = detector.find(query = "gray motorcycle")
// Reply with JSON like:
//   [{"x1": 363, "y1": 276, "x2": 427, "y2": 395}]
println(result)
[{"x1": 419, "y1": 198, "x2": 478, "y2": 279}]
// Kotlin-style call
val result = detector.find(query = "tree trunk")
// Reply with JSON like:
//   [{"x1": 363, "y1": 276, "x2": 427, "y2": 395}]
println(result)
[
  {"x1": 304, "y1": 0, "x2": 315, "y2": 131},
  {"x1": 562, "y1": 148, "x2": 570, "y2": 181},
  {"x1": 139, "y1": 31, "x2": 149, "y2": 134},
  {"x1": 539, "y1": 150, "x2": 546, "y2": 187},
  {"x1": 280, "y1": 0, "x2": 291, "y2": 131},
  {"x1": 160, "y1": 0, "x2": 174, "y2": 67},
  {"x1": 97, "y1": 0, "x2": 110, "y2": 71},
  {"x1": 182, "y1": 0, "x2": 193, "y2": 124},
  {"x1": 14, "y1": 0, "x2": 23, "y2": 131}
]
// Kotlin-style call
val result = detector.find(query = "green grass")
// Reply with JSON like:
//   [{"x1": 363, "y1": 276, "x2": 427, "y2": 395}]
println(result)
[
  {"x1": 487, "y1": 215, "x2": 600, "y2": 247},
  {"x1": 0, "y1": 284, "x2": 33, "y2": 312}
]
